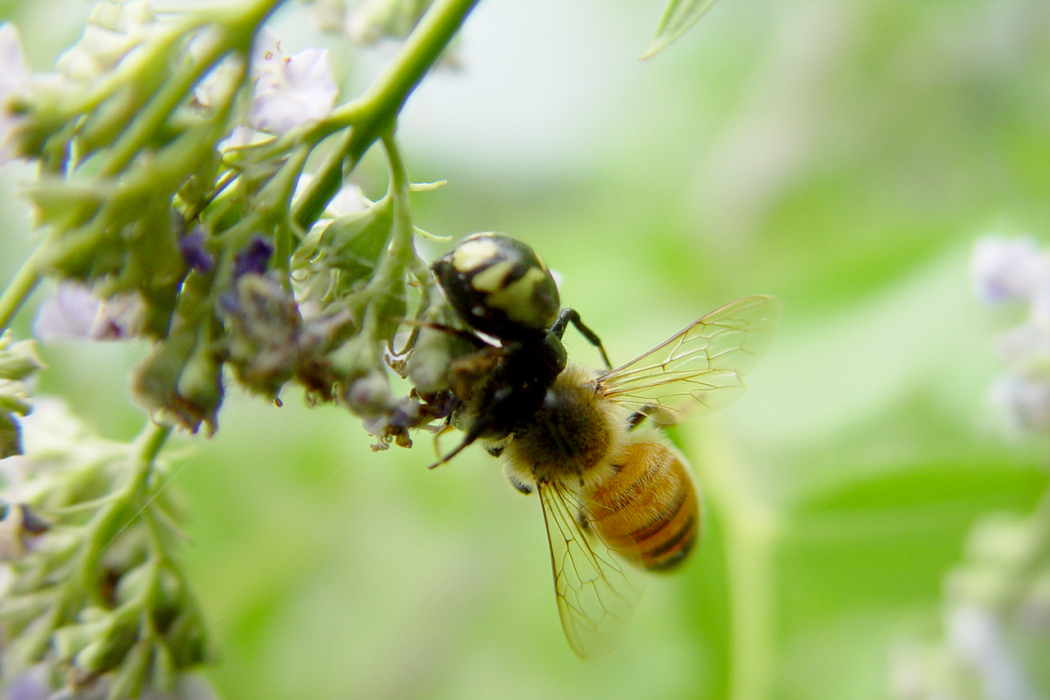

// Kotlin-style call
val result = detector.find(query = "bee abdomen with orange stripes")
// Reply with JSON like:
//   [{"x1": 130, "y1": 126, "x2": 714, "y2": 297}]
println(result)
[{"x1": 585, "y1": 441, "x2": 700, "y2": 571}]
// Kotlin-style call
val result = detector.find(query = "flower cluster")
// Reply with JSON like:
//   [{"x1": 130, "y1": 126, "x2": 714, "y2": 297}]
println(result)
[
  {"x1": 891, "y1": 238, "x2": 1050, "y2": 699},
  {"x1": 0, "y1": 0, "x2": 486, "y2": 695},
  {"x1": 971, "y1": 237, "x2": 1050, "y2": 434},
  {"x1": 0, "y1": 403, "x2": 210, "y2": 698},
  {"x1": 0, "y1": 0, "x2": 464, "y2": 440},
  {"x1": 891, "y1": 504, "x2": 1050, "y2": 700}
]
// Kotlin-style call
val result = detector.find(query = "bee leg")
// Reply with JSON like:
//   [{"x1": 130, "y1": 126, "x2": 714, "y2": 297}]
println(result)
[
  {"x1": 428, "y1": 424, "x2": 457, "y2": 465},
  {"x1": 626, "y1": 411, "x2": 649, "y2": 431},
  {"x1": 425, "y1": 415, "x2": 494, "y2": 469},
  {"x1": 503, "y1": 467, "x2": 533, "y2": 495},
  {"x1": 550, "y1": 308, "x2": 612, "y2": 369}
]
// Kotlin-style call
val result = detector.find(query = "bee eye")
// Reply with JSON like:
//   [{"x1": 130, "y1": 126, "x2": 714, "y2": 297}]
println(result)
[{"x1": 432, "y1": 232, "x2": 560, "y2": 340}]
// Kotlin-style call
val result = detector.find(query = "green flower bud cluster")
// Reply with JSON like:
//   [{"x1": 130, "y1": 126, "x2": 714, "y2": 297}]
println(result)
[
  {"x1": 348, "y1": 0, "x2": 436, "y2": 44},
  {"x1": 0, "y1": 333, "x2": 44, "y2": 459},
  {"x1": 0, "y1": 403, "x2": 207, "y2": 698}
]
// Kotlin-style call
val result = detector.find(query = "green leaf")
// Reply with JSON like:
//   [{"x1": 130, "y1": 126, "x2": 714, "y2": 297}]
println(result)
[{"x1": 642, "y1": 0, "x2": 720, "y2": 60}]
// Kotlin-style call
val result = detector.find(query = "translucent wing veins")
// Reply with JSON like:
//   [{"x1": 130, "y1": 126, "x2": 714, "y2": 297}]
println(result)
[
  {"x1": 538, "y1": 480, "x2": 643, "y2": 659},
  {"x1": 597, "y1": 295, "x2": 781, "y2": 423}
]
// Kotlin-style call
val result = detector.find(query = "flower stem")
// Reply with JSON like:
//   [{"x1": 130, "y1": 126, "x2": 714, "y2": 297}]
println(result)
[
  {"x1": 292, "y1": 0, "x2": 481, "y2": 231},
  {"x1": 74, "y1": 422, "x2": 172, "y2": 592},
  {"x1": 378, "y1": 130, "x2": 415, "y2": 277},
  {"x1": 686, "y1": 424, "x2": 780, "y2": 700},
  {"x1": 0, "y1": 245, "x2": 47, "y2": 334}
]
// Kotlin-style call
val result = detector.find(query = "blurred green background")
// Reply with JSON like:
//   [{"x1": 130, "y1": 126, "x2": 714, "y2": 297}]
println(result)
[{"x1": 4, "y1": 0, "x2": 1050, "y2": 698}]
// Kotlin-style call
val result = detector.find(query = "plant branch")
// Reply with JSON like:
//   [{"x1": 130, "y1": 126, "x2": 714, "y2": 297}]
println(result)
[
  {"x1": 687, "y1": 423, "x2": 780, "y2": 700},
  {"x1": 0, "y1": 245, "x2": 47, "y2": 334},
  {"x1": 292, "y1": 0, "x2": 481, "y2": 231}
]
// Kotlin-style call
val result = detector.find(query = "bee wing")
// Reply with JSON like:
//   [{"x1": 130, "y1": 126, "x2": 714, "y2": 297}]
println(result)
[
  {"x1": 599, "y1": 295, "x2": 781, "y2": 424},
  {"x1": 538, "y1": 480, "x2": 644, "y2": 659}
]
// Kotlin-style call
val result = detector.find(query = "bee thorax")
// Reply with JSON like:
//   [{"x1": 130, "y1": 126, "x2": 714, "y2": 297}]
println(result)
[{"x1": 502, "y1": 366, "x2": 626, "y2": 486}]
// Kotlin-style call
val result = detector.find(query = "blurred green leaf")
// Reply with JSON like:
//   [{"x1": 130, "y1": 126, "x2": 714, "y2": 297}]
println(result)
[{"x1": 641, "y1": 0, "x2": 720, "y2": 60}]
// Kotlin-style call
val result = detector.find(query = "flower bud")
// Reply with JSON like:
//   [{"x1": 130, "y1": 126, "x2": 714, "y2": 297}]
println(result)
[
  {"x1": 130, "y1": 329, "x2": 220, "y2": 434},
  {"x1": 298, "y1": 197, "x2": 393, "y2": 300},
  {"x1": 162, "y1": 609, "x2": 209, "y2": 668},
  {"x1": 0, "y1": 24, "x2": 31, "y2": 165},
  {"x1": 232, "y1": 235, "x2": 274, "y2": 279},
  {"x1": 72, "y1": 605, "x2": 140, "y2": 675},
  {"x1": 347, "y1": 0, "x2": 433, "y2": 44},
  {"x1": 0, "y1": 412, "x2": 23, "y2": 459},
  {"x1": 344, "y1": 369, "x2": 395, "y2": 418},
  {"x1": 52, "y1": 618, "x2": 110, "y2": 662},
  {"x1": 0, "y1": 337, "x2": 44, "y2": 380},
  {"x1": 222, "y1": 273, "x2": 302, "y2": 399},
  {"x1": 106, "y1": 637, "x2": 151, "y2": 700},
  {"x1": 0, "y1": 333, "x2": 43, "y2": 456},
  {"x1": 114, "y1": 562, "x2": 152, "y2": 607},
  {"x1": 0, "y1": 592, "x2": 52, "y2": 628},
  {"x1": 177, "y1": 228, "x2": 214, "y2": 274},
  {"x1": 149, "y1": 640, "x2": 176, "y2": 691},
  {"x1": 175, "y1": 341, "x2": 224, "y2": 435}
]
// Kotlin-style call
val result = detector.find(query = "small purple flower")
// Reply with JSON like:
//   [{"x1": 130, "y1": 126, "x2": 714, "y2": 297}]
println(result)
[
  {"x1": 947, "y1": 605, "x2": 1035, "y2": 700},
  {"x1": 990, "y1": 373, "x2": 1050, "y2": 434},
  {"x1": 346, "y1": 370, "x2": 394, "y2": 418},
  {"x1": 3, "y1": 664, "x2": 50, "y2": 700},
  {"x1": 179, "y1": 227, "x2": 214, "y2": 273},
  {"x1": 233, "y1": 235, "x2": 274, "y2": 278},
  {"x1": 248, "y1": 27, "x2": 338, "y2": 134},
  {"x1": 32, "y1": 283, "x2": 97, "y2": 339},
  {"x1": 971, "y1": 237, "x2": 1047, "y2": 306},
  {"x1": 992, "y1": 323, "x2": 1050, "y2": 366},
  {"x1": 33, "y1": 283, "x2": 143, "y2": 342}
]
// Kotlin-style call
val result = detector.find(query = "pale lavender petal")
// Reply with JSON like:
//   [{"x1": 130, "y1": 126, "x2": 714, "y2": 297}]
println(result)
[{"x1": 971, "y1": 237, "x2": 1046, "y2": 305}]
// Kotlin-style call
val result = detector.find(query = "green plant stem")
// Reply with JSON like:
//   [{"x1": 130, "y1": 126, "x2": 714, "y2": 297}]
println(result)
[
  {"x1": 75, "y1": 421, "x2": 172, "y2": 595},
  {"x1": 292, "y1": 0, "x2": 481, "y2": 231},
  {"x1": 0, "y1": 246, "x2": 47, "y2": 334},
  {"x1": 376, "y1": 130, "x2": 415, "y2": 281},
  {"x1": 688, "y1": 424, "x2": 779, "y2": 700},
  {"x1": 344, "y1": 131, "x2": 415, "y2": 337}
]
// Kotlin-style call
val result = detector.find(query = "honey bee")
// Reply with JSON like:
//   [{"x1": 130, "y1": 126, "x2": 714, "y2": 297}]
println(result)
[
  {"x1": 494, "y1": 296, "x2": 780, "y2": 657},
  {"x1": 427, "y1": 234, "x2": 780, "y2": 657}
]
